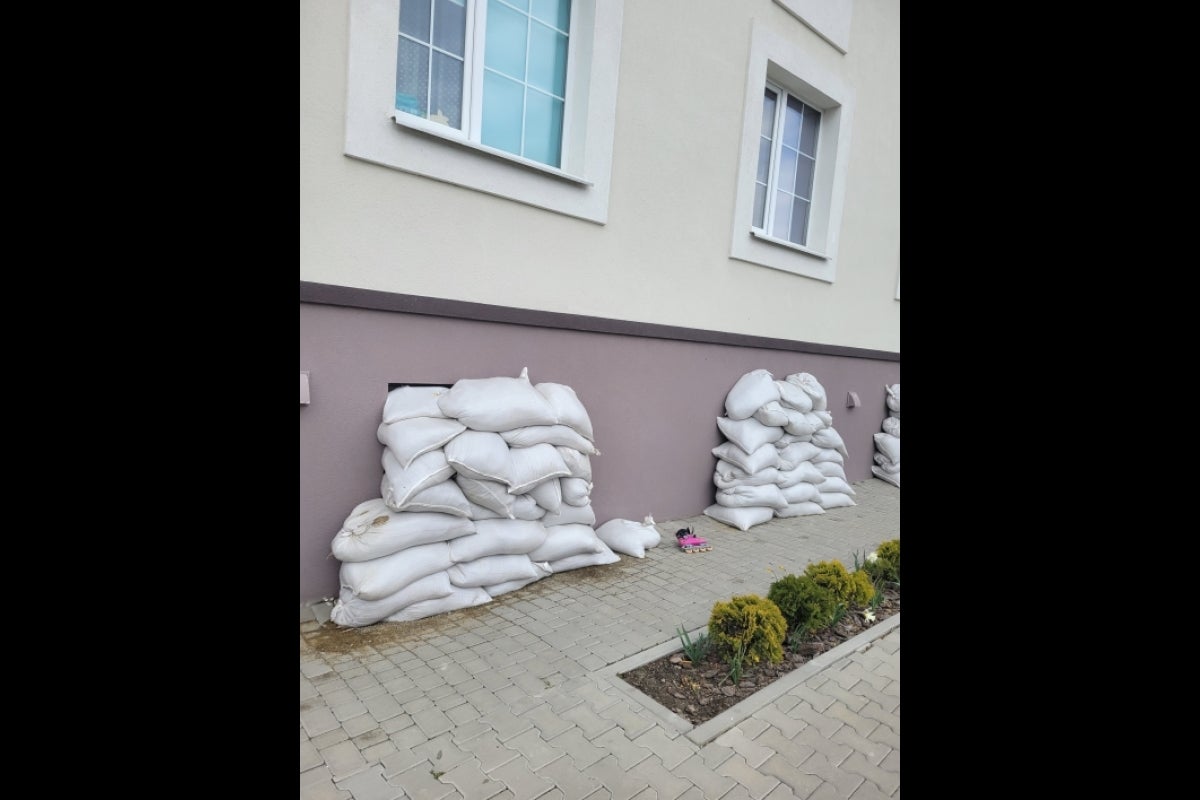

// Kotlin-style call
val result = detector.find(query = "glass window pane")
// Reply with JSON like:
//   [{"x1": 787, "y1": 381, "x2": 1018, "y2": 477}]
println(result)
[
  {"x1": 792, "y1": 154, "x2": 815, "y2": 199},
  {"x1": 790, "y1": 198, "x2": 810, "y2": 245},
  {"x1": 800, "y1": 105, "x2": 821, "y2": 156},
  {"x1": 772, "y1": 191, "x2": 793, "y2": 240},
  {"x1": 778, "y1": 147, "x2": 797, "y2": 196},
  {"x1": 753, "y1": 183, "x2": 767, "y2": 228},
  {"x1": 400, "y1": 0, "x2": 432, "y2": 41},
  {"x1": 528, "y1": 21, "x2": 568, "y2": 96},
  {"x1": 524, "y1": 89, "x2": 563, "y2": 166},
  {"x1": 485, "y1": 0, "x2": 529, "y2": 80},
  {"x1": 430, "y1": 51, "x2": 464, "y2": 128},
  {"x1": 396, "y1": 38, "x2": 430, "y2": 117},
  {"x1": 532, "y1": 0, "x2": 570, "y2": 31},
  {"x1": 761, "y1": 88, "x2": 777, "y2": 138},
  {"x1": 756, "y1": 137, "x2": 772, "y2": 184},
  {"x1": 482, "y1": 71, "x2": 524, "y2": 156},
  {"x1": 504, "y1": 0, "x2": 530, "y2": 10},
  {"x1": 432, "y1": 0, "x2": 466, "y2": 56},
  {"x1": 783, "y1": 96, "x2": 804, "y2": 148}
]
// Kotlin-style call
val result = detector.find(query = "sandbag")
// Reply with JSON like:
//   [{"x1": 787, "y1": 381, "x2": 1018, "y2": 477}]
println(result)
[
  {"x1": 548, "y1": 540, "x2": 620, "y2": 572},
  {"x1": 752, "y1": 401, "x2": 789, "y2": 428},
  {"x1": 382, "y1": 385, "x2": 450, "y2": 424},
  {"x1": 872, "y1": 466, "x2": 901, "y2": 487},
  {"x1": 455, "y1": 475, "x2": 516, "y2": 518},
  {"x1": 811, "y1": 449, "x2": 845, "y2": 465},
  {"x1": 394, "y1": 478, "x2": 473, "y2": 517},
  {"x1": 511, "y1": 494, "x2": 548, "y2": 520},
  {"x1": 714, "y1": 466, "x2": 781, "y2": 490},
  {"x1": 811, "y1": 427, "x2": 849, "y2": 457},
  {"x1": 527, "y1": 476, "x2": 563, "y2": 513},
  {"x1": 882, "y1": 417, "x2": 900, "y2": 438},
  {"x1": 874, "y1": 433, "x2": 900, "y2": 463},
  {"x1": 777, "y1": 441, "x2": 822, "y2": 469},
  {"x1": 501, "y1": 425, "x2": 599, "y2": 454},
  {"x1": 467, "y1": 501, "x2": 507, "y2": 520},
  {"x1": 802, "y1": 411, "x2": 827, "y2": 431},
  {"x1": 332, "y1": 500, "x2": 476, "y2": 562},
  {"x1": 812, "y1": 411, "x2": 833, "y2": 428},
  {"x1": 508, "y1": 443, "x2": 571, "y2": 493},
  {"x1": 445, "y1": 430, "x2": 513, "y2": 485},
  {"x1": 385, "y1": 587, "x2": 493, "y2": 622},
  {"x1": 816, "y1": 491, "x2": 856, "y2": 509},
  {"x1": 717, "y1": 483, "x2": 789, "y2": 509},
  {"x1": 595, "y1": 517, "x2": 660, "y2": 558},
  {"x1": 330, "y1": 571, "x2": 454, "y2": 627},
  {"x1": 779, "y1": 482, "x2": 821, "y2": 503},
  {"x1": 873, "y1": 453, "x2": 900, "y2": 473},
  {"x1": 717, "y1": 415, "x2": 784, "y2": 454},
  {"x1": 775, "y1": 461, "x2": 826, "y2": 488},
  {"x1": 557, "y1": 447, "x2": 593, "y2": 481},
  {"x1": 775, "y1": 380, "x2": 813, "y2": 412},
  {"x1": 448, "y1": 554, "x2": 550, "y2": 588},
  {"x1": 437, "y1": 369, "x2": 558, "y2": 432},
  {"x1": 448, "y1": 518, "x2": 548, "y2": 563},
  {"x1": 814, "y1": 461, "x2": 847, "y2": 480},
  {"x1": 774, "y1": 501, "x2": 825, "y2": 518},
  {"x1": 381, "y1": 449, "x2": 456, "y2": 511},
  {"x1": 528, "y1": 523, "x2": 605, "y2": 562},
  {"x1": 782, "y1": 409, "x2": 818, "y2": 437},
  {"x1": 704, "y1": 504, "x2": 774, "y2": 531},
  {"x1": 560, "y1": 477, "x2": 592, "y2": 506},
  {"x1": 376, "y1": 416, "x2": 466, "y2": 469},
  {"x1": 535, "y1": 382, "x2": 595, "y2": 442},
  {"x1": 817, "y1": 476, "x2": 856, "y2": 495},
  {"x1": 886, "y1": 384, "x2": 900, "y2": 413},
  {"x1": 786, "y1": 372, "x2": 828, "y2": 411},
  {"x1": 339, "y1": 541, "x2": 453, "y2": 600},
  {"x1": 725, "y1": 369, "x2": 780, "y2": 420},
  {"x1": 485, "y1": 574, "x2": 548, "y2": 597},
  {"x1": 711, "y1": 441, "x2": 781, "y2": 474},
  {"x1": 540, "y1": 502, "x2": 596, "y2": 527}
]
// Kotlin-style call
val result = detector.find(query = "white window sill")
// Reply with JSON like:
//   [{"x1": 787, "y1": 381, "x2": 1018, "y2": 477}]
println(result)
[
  {"x1": 750, "y1": 229, "x2": 830, "y2": 260},
  {"x1": 392, "y1": 113, "x2": 593, "y2": 187}
]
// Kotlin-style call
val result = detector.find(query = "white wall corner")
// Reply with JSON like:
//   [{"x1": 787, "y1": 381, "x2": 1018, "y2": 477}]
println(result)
[{"x1": 772, "y1": 0, "x2": 854, "y2": 54}]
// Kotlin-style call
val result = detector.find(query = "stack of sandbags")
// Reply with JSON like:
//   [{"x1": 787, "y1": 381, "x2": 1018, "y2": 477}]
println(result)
[
  {"x1": 872, "y1": 384, "x2": 900, "y2": 487},
  {"x1": 330, "y1": 369, "x2": 616, "y2": 627},
  {"x1": 704, "y1": 369, "x2": 856, "y2": 532}
]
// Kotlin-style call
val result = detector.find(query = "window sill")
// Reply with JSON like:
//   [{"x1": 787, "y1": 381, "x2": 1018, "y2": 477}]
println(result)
[
  {"x1": 391, "y1": 113, "x2": 593, "y2": 187},
  {"x1": 750, "y1": 229, "x2": 830, "y2": 260}
]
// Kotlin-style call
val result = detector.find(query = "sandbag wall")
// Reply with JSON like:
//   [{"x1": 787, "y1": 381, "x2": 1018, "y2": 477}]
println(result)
[
  {"x1": 329, "y1": 369, "x2": 617, "y2": 627},
  {"x1": 872, "y1": 383, "x2": 900, "y2": 487},
  {"x1": 704, "y1": 369, "x2": 857, "y2": 531}
]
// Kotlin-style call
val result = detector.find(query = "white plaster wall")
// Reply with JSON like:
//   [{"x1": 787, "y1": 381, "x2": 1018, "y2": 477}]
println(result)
[{"x1": 300, "y1": 0, "x2": 899, "y2": 352}]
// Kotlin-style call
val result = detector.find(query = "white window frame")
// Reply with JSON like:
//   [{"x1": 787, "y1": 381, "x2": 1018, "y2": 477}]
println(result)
[
  {"x1": 730, "y1": 21, "x2": 855, "y2": 283},
  {"x1": 346, "y1": 0, "x2": 623, "y2": 224}
]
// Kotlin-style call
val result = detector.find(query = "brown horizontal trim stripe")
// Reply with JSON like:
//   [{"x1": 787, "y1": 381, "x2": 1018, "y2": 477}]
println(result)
[{"x1": 300, "y1": 281, "x2": 900, "y2": 362}]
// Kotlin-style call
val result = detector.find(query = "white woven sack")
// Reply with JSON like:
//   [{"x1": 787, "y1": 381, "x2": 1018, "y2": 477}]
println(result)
[
  {"x1": 816, "y1": 492, "x2": 856, "y2": 509},
  {"x1": 540, "y1": 502, "x2": 596, "y2": 527},
  {"x1": 448, "y1": 554, "x2": 550, "y2": 588},
  {"x1": 382, "y1": 385, "x2": 450, "y2": 424},
  {"x1": 501, "y1": 425, "x2": 599, "y2": 455},
  {"x1": 714, "y1": 466, "x2": 781, "y2": 490},
  {"x1": 330, "y1": 571, "x2": 454, "y2": 627},
  {"x1": 535, "y1": 382, "x2": 595, "y2": 442},
  {"x1": 811, "y1": 449, "x2": 845, "y2": 465},
  {"x1": 395, "y1": 479, "x2": 472, "y2": 517},
  {"x1": 527, "y1": 477, "x2": 563, "y2": 513},
  {"x1": 777, "y1": 441, "x2": 822, "y2": 469},
  {"x1": 376, "y1": 416, "x2": 465, "y2": 469},
  {"x1": 445, "y1": 431, "x2": 513, "y2": 485},
  {"x1": 711, "y1": 442, "x2": 781, "y2": 474},
  {"x1": 782, "y1": 409, "x2": 818, "y2": 437},
  {"x1": 814, "y1": 461, "x2": 847, "y2": 480},
  {"x1": 752, "y1": 401, "x2": 789, "y2": 428},
  {"x1": 556, "y1": 447, "x2": 592, "y2": 481},
  {"x1": 717, "y1": 415, "x2": 784, "y2": 454},
  {"x1": 882, "y1": 417, "x2": 900, "y2": 438},
  {"x1": 872, "y1": 466, "x2": 901, "y2": 487},
  {"x1": 703, "y1": 504, "x2": 774, "y2": 531},
  {"x1": 873, "y1": 453, "x2": 900, "y2": 473},
  {"x1": 818, "y1": 476, "x2": 856, "y2": 496},
  {"x1": 725, "y1": 369, "x2": 780, "y2": 420},
  {"x1": 381, "y1": 449, "x2": 455, "y2": 511},
  {"x1": 529, "y1": 523, "x2": 605, "y2": 562},
  {"x1": 437, "y1": 369, "x2": 557, "y2": 432},
  {"x1": 511, "y1": 494, "x2": 547, "y2": 520},
  {"x1": 775, "y1": 461, "x2": 826, "y2": 488},
  {"x1": 717, "y1": 484, "x2": 789, "y2": 509},
  {"x1": 448, "y1": 519, "x2": 548, "y2": 563},
  {"x1": 508, "y1": 443, "x2": 571, "y2": 493},
  {"x1": 560, "y1": 477, "x2": 592, "y2": 506},
  {"x1": 385, "y1": 587, "x2": 493, "y2": 622},
  {"x1": 786, "y1": 373, "x2": 828, "y2": 411},
  {"x1": 811, "y1": 427, "x2": 849, "y2": 457},
  {"x1": 485, "y1": 574, "x2": 548, "y2": 597},
  {"x1": 775, "y1": 380, "x2": 813, "y2": 412},
  {"x1": 594, "y1": 517, "x2": 660, "y2": 558},
  {"x1": 455, "y1": 475, "x2": 516, "y2": 518},
  {"x1": 775, "y1": 502, "x2": 825, "y2": 518},
  {"x1": 780, "y1": 482, "x2": 821, "y2": 503},
  {"x1": 339, "y1": 541, "x2": 453, "y2": 600},
  {"x1": 548, "y1": 541, "x2": 620, "y2": 572},
  {"x1": 332, "y1": 499, "x2": 475, "y2": 562},
  {"x1": 874, "y1": 432, "x2": 900, "y2": 463}
]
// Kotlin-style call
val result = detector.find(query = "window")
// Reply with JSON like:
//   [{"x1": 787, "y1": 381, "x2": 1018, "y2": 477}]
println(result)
[
  {"x1": 395, "y1": 0, "x2": 571, "y2": 168},
  {"x1": 729, "y1": 21, "x2": 856, "y2": 283},
  {"x1": 345, "y1": 0, "x2": 623, "y2": 224},
  {"x1": 754, "y1": 85, "x2": 821, "y2": 247}
]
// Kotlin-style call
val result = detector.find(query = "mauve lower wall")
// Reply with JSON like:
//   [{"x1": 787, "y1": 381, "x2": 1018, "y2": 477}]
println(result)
[{"x1": 300, "y1": 302, "x2": 899, "y2": 603}]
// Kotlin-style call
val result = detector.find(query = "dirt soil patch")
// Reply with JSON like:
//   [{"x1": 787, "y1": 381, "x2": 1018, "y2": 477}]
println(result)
[{"x1": 618, "y1": 587, "x2": 899, "y2": 726}]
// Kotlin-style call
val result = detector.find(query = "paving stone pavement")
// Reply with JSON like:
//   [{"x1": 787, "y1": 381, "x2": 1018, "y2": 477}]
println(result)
[{"x1": 302, "y1": 480, "x2": 899, "y2": 799}]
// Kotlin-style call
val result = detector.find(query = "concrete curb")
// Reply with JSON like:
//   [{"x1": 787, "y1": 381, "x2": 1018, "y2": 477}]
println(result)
[{"x1": 593, "y1": 614, "x2": 901, "y2": 745}]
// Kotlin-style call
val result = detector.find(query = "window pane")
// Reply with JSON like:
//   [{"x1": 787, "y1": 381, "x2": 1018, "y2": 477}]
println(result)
[
  {"x1": 778, "y1": 147, "x2": 797, "y2": 196},
  {"x1": 430, "y1": 51, "x2": 464, "y2": 128},
  {"x1": 800, "y1": 105, "x2": 821, "y2": 156},
  {"x1": 504, "y1": 0, "x2": 530, "y2": 11},
  {"x1": 400, "y1": 0, "x2": 432, "y2": 41},
  {"x1": 532, "y1": 0, "x2": 570, "y2": 31},
  {"x1": 783, "y1": 96, "x2": 804, "y2": 149},
  {"x1": 772, "y1": 191, "x2": 793, "y2": 240},
  {"x1": 432, "y1": 0, "x2": 466, "y2": 57},
  {"x1": 528, "y1": 20, "x2": 568, "y2": 96},
  {"x1": 485, "y1": 0, "x2": 529, "y2": 80},
  {"x1": 753, "y1": 183, "x2": 767, "y2": 228},
  {"x1": 761, "y1": 88, "x2": 777, "y2": 138},
  {"x1": 756, "y1": 137, "x2": 772, "y2": 184},
  {"x1": 790, "y1": 198, "x2": 810, "y2": 245},
  {"x1": 524, "y1": 89, "x2": 563, "y2": 166},
  {"x1": 482, "y1": 71, "x2": 524, "y2": 155},
  {"x1": 396, "y1": 38, "x2": 430, "y2": 117},
  {"x1": 792, "y1": 153, "x2": 815, "y2": 199}
]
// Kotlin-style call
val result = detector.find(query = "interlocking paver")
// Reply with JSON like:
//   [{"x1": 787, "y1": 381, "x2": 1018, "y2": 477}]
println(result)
[
  {"x1": 414, "y1": 707, "x2": 455, "y2": 738},
  {"x1": 488, "y1": 755, "x2": 556, "y2": 800},
  {"x1": 797, "y1": 753, "x2": 862, "y2": 797},
  {"x1": 335, "y1": 766, "x2": 406, "y2": 800},
  {"x1": 865, "y1": 724, "x2": 898, "y2": 753},
  {"x1": 461, "y1": 731, "x2": 520, "y2": 773},
  {"x1": 762, "y1": 784, "x2": 805, "y2": 800},
  {"x1": 836, "y1": 663, "x2": 890, "y2": 694},
  {"x1": 591, "y1": 727, "x2": 653, "y2": 770},
  {"x1": 878, "y1": 750, "x2": 898, "y2": 775},
  {"x1": 627, "y1": 755, "x2": 693, "y2": 800},
  {"x1": 847, "y1": 781, "x2": 892, "y2": 800},
  {"x1": 717, "y1": 754, "x2": 780, "y2": 800},
  {"x1": 561, "y1": 702, "x2": 617, "y2": 740},
  {"x1": 302, "y1": 776, "x2": 353, "y2": 800},
  {"x1": 439, "y1": 758, "x2": 507, "y2": 800},
  {"x1": 382, "y1": 713, "x2": 416, "y2": 735},
  {"x1": 715, "y1": 729, "x2": 773, "y2": 769},
  {"x1": 312, "y1": 728, "x2": 351, "y2": 750},
  {"x1": 597, "y1": 702, "x2": 655, "y2": 740},
  {"x1": 419, "y1": 732, "x2": 473, "y2": 772},
  {"x1": 505, "y1": 728, "x2": 567, "y2": 771},
  {"x1": 753, "y1": 727, "x2": 816, "y2": 769},
  {"x1": 632, "y1": 727, "x2": 695, "y2": 771},
  {"x1": 537, "y1": 755, "x2": 606, "y2": 800},
  {"x1": 303, "y1": 706, "x2": 342, "y2": 738},
  {"x1": 453, "y1": 721, "x2": 495, "y2": 744},
  {"x1": 582, "y1": 754, "x2": 650, "y2": 800},
  {"x1": 856, "y1": 703, "x2": 896, "y2": 736},
  {"x1": 449, "y1": 703, "x2": 484, "y2": 725},
  {"x1": 345, "y1": 714, "x2": 382, "y2": 738},
  {"x1": 696, "y1": 742, "x2": 735, "y2": 770},
  {"x1": 840, "y1": 752, "x2": 898, "y2": 797},
  {"x1": 546, "y1": 727, "x2": 608, "y2": 770},
  {"x1": 674, "y1": 755, "x2": 736, "y2": 800},
  {"x1": 845, "y1": 682, "x2": 898, "y2": 715},
  {"x1": 822, "y1": 703, "x2": 874, "y2": 738},
  {"x1": 321, "y1": 740, "x2": 369, "y2": 781},
  {"x1": 814, "y1": 683, "x2": 869, "y2": 714},
  {"x1": 788, "y1": 702, "x2": 844, "y2": 740},
  {"x1": 792, "y1": 727, "x2": 853, "y2": 766},
  {"x1": 386, "y1": 759, "x2": 459, "y2": 800},
  {"x1": 759, "y1": 754, "x2": 823, "y2": 799},
  {"x1": 363, "y1": 740, "x2": 398, "y2": 763},
  {"x1": 483, "y1": 707, "x2": 535, "y2": 743},
  {"x1": 352, "y1": 727, "x2": 388, "y2": 750},
  {"x1": 381, "y1": 743, "x2": 426, "y2": 778},
  {"x1": 753, "y1": 706, "x2": 807, "y2": 740},
  {"x1": 830, "y1": 728, "x2": 888, "y2": 766},
  {"x1": 521, "y1": 702, "x2": 576, "y2": 739}
]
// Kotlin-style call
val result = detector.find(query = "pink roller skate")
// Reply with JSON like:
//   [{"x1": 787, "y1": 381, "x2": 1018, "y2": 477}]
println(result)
[{"x1": 676, "y1": 527, "x2": 712, "y2": 553}]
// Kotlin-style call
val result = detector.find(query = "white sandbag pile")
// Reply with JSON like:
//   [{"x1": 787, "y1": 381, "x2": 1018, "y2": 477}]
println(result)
[
  {"x1": 872, "y1": 383, "x2": 900, "y2": 488},
  {"x1": 704, "y1": 369, "x2": 856, "y2": 531},
  {"x1": 330, "y1": 369, "x2": 616, "y2": 627}
]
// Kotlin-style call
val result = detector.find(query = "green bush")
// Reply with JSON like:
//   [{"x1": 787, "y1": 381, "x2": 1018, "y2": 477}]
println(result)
[
  {"x1": 767, "y1": 575, "x2": 838, "y2": 635},
  {"x1": 707, "y1": 594, "x2": 787, "y2": 666},
  {"x1": 864, "y1": 539, "x2": 900, "y2": 584},
  {"x1": 803, "y1": 560, "x2": 873, "y2": 605}
]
